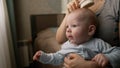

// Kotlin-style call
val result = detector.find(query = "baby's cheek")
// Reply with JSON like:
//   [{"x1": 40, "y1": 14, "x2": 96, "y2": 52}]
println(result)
[{"x1": 74, "y1": 32, "x2": 81, "y2": 38}]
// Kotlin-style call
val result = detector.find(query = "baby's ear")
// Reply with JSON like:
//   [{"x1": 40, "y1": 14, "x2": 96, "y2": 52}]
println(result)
[{"x1": 88, "y1": 25, "x2": 96, "y2": 36}]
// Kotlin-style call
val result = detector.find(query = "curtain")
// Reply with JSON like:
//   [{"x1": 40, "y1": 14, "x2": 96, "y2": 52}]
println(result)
[{"x1": 0, "y1": 0, "x2": 15, "y2": 68}]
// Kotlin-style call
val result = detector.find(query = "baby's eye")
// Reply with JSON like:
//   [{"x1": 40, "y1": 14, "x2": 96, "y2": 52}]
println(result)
[
  {"x1": 66, "y1": 25, "x2": 68, "y2": 28},
  {"x1": 71, "y1": 25, "x2": 77, "y2": 27}
]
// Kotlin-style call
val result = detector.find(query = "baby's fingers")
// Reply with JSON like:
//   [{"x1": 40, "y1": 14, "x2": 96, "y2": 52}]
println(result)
[
  {"x1": 33, "y1": 55, "x2": 37, "y2": 61},
  {"x1": 33, "y1": 51, "x2": 41, "y2": 61}
]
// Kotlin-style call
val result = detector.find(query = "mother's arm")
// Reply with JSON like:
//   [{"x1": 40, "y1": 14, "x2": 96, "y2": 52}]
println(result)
[
  {"x1": 56, "y1": 0, "x2": 80, "y2": 44},
  {"x1": 56, "y1": 14, "x2": 68, "y2": 44},
  {"x1": 64, "y1": 53, "x2": 100, "y2": 68}
]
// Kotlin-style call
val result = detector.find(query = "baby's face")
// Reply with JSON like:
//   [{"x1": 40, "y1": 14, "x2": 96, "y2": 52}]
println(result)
[
  {"x1": 65, "y1": 8, "x2": 97, "y2": 45},
  {"x1": 66, "y1": 14, "x2": 90, "y2": 45}
]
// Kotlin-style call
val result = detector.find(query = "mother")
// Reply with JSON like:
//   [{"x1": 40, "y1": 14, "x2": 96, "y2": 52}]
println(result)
[{"x1": 56, "y1": 0, "x2": 120, "y2": 68}]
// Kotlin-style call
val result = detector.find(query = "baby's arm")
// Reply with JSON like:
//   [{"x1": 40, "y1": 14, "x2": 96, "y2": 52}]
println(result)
[
  {"x1": 103, "y1": 47, "x2": 120, "y2": 68},
  {"x1": 38, "y1": 51, "x2": 64, "y2": 65},
  {"x1": 91, "y1": 39, "x2": 116, "y2": 68},
  {"x1": 92, "y1": 47, "x2": 120, "y2": 68}
]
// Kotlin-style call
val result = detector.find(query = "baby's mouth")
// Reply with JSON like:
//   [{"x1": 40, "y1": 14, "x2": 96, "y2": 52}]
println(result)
[{"x1": 68, "y1": 35, "x2": 73, "y2": 40}]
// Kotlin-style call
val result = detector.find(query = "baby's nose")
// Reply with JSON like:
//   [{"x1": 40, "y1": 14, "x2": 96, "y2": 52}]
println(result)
[{"x1": 66, "y1": 27, "x2": 71, "y2": 33}]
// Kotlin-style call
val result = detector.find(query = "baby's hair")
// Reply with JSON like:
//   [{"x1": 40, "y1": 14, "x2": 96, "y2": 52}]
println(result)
[{"x1": 71, "y1": 8, "x2": 98, "y2": 27}]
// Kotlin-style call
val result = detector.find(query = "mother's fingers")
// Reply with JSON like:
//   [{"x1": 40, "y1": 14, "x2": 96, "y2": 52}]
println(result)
[
  {"x1": 67, "y1": 53, "x2": 83, "y2": 60},
  {"x1": 63, "y1": 62, "x2": 70, "y2": 68},
  {"x1": 73, "y1": 0, "x2": 80, "y2": 8},
  {"x1": 64, "y1": 57, "x2": 75, "y2": 68},
  {"x1": 67, "y1": 0, "x2": 80, "y2": 13},
  {"x1": 64, "y1": 57, "x2": 71, "y2": 64},
  {"x1": 67, "y1": 2, "x2": 75, "y2": 13},
  {"x1": 64, "y1": 53, "x2": 83, "y2": 64}
]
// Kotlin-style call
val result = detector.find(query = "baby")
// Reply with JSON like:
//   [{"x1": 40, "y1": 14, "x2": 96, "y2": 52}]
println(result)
[{"x1": 33, "y1": 8, "x2": 118, "y2": 67}]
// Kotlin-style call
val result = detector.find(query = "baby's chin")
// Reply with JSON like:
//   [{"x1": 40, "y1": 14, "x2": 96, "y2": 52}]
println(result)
[
  {"x1": 69, "y1": 39, "x2": 85, "y2": 45},
  {"x1": 69, "y1": 40, "x2": 79, "y2": 45}
]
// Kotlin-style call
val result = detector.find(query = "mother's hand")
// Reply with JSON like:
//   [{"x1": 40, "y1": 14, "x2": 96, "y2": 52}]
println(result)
[
  {"x1": 64, "y1": 53, "x2": 84, "y2": 68},
  {"x1": 64, "y1": 53, "x2": 100, "y2": 68},
  {"x1": 67, "y1": 0, "x2": 80, "y2": 13}
]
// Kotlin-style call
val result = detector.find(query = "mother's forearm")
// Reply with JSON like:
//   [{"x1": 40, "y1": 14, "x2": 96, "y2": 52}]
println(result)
[{"x1": 56, "y1": 14, "x2": 68, "y2": 44}]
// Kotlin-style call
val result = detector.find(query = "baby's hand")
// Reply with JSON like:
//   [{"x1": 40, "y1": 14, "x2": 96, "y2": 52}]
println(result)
[
  {"x1": 33, "y1": 51, "x2": 41, "y2": 61},
  {"x1": 92, "y1": 53, "x2": 109, "y2": 68}
]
